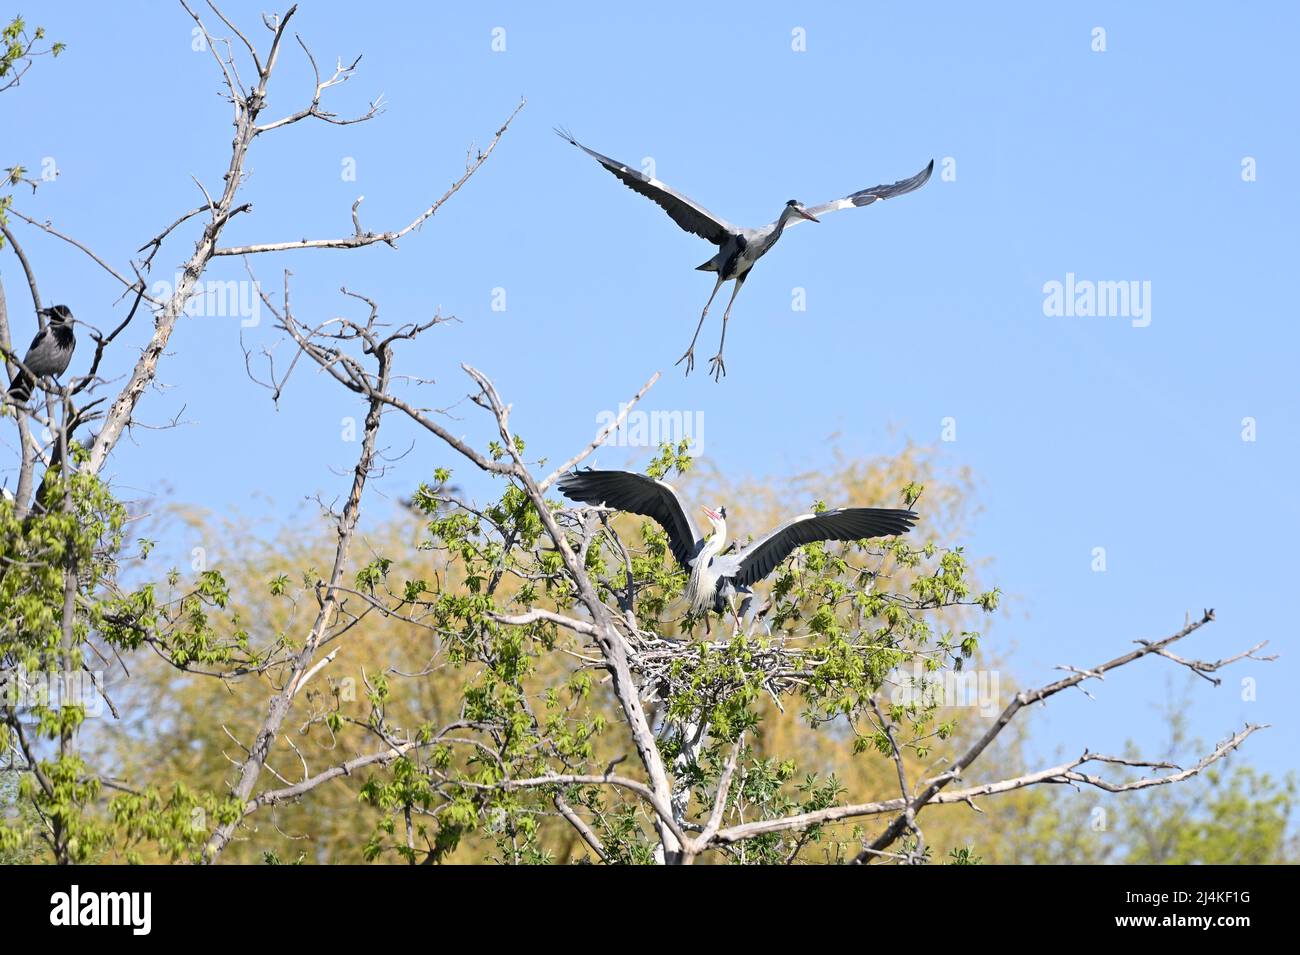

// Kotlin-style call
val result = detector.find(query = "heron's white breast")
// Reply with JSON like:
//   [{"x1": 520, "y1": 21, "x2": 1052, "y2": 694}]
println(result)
[{"x1": 684, "y1": 558, "x2": 719, "y2": 612}]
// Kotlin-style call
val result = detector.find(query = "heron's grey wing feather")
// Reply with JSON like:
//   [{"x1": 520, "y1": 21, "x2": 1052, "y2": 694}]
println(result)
[
  {"x1": 731, "y1": 508, "x2": 918, "y2": 588},
  {"x1": 555, "y1": 469, "x2": 701, "y2": 571},
  {"x1": 556, "y1": 129, "x2": 737, "y2": 245},
  {"x1": 789, "y1": 159, "x2": 935, "y2": 227},
  {"x1": 708, "y1": 554, "x2": 743, "y2": 577}
]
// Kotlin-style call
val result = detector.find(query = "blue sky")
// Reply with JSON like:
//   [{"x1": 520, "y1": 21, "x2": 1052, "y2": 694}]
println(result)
[{"x1": 5, "y1": 2, "x2": 1296, "y2": 784}]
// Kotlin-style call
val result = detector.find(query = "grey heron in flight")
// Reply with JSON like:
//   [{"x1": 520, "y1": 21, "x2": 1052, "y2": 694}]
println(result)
[
  {"x1": 556, "y1": 129, "x2": 933, "y2": 381},
  {"x1": 557, "y1": 469, "x2": 917, "y2": 628}
]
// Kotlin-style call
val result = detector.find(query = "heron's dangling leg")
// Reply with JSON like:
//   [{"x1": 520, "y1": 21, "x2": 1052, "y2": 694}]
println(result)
[
  {"x1": 737, "y1": 593, "x2": 757, "y2": 635},
  {"x1": 708, "y1": 276, "x2": 747, "y2": 382},
  {"x1": 676, "y1": 275, "x2": 725, "y2": 376},
  {"x1": 727, "y1": 592, "x2": 744, "y2": 632}
]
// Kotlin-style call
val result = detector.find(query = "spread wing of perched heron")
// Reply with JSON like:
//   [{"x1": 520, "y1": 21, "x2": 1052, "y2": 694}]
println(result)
[
  {"x1": 557, "y1": 469, "x2": 702, "y2": 570},
  {"x1": 556, "y1": 469, "x2": 917, "y2": 626},
  {"x1": 556, "y1": 128, "x2": 933, "y2": 381}
]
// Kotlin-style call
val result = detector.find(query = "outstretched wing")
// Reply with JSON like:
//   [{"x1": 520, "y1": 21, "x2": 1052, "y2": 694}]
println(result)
[
  {"x1": 788, "y1": 159, "x2": 934, "y2": 227},
  {"x1": 729, "y1": 507, "x2": 917, "y2": 588},
  {"x1": 555, "y1": 469, "x2": 702, "y2": 571},
  {"x1": 556, "y1": 128, "x2": 739, "y2": 246}
]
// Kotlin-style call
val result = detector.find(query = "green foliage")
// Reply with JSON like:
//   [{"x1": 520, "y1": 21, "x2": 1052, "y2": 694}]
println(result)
[
  {"x1": 0, "y1": 461, "x2": 250, "y2": 861},
  {"x1": 1, "y1": 421, "x2": 1282, "y2": 865},
  {"x1": 645, "y1": 438, "x2": 693, "y2": 480},
  {"x1": 109, "y1": 784, "x2": 239, "y2": 864},
  {"x1": 328, "y1": 440, "x2": 1005, "y2": 863},
  {"x1": 0, "y1": 468, "x2": 119, "y2": 859},
  {"x1": 1, "y1": 18, "x2": 65, "y2": 81},
  {"x1": 262, "y1": 849, "x2": 306, "y2": 864}
]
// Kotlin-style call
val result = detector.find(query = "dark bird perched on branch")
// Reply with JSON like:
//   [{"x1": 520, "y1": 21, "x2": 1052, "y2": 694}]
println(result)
[
  {"x1": 555, "y1": 128, "x2": 933, "y2": 381},
  {"x1": 557, "y1": 469, "x2": 917, "y2": 627},
  {"x1": 8, "y1": 304, "x2": 76, "y2": 403}
]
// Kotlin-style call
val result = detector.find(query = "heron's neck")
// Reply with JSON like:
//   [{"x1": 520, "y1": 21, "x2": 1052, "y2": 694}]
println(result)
[
  {"x1": 773, "y1": 205, "x2": 802, "y2": 236},
  {"x1": 705, "y1": 522, "x2": 727, "y2": 557}
]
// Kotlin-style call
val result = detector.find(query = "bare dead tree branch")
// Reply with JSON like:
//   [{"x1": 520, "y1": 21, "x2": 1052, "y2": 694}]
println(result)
[
  {"x1": 537, "y1": 371, "x2": 662, "y2": 492},
  {"x1": 458, "y1": 363, "x2": 684, "y2": 860},
  {"x1": 5, "y1": 208, "x2": 151, "y2": 303},
  {"x1": 252, "y1": 34, "x2": 384, "y2": 135},
  {"x1": 0, "y1": 278, "x2": 38, "y2": 514},
  {"x1": 850, "y1": 608, "x2": 1241, "y2": 862},
  {"x1": 203, "y1": 318, "x2": 389, "y2": 861},
  {"x1": 213, "y1": 100, "x2": 523, "y2": 256}
]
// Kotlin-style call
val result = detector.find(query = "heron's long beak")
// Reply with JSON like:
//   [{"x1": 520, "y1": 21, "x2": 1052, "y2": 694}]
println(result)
[
  {"x1": 798, "y1": 209, "x2": 820, "y2": 223},
  {"x1": 701, "y1": 506, "x2": 720, "y2": 521}
]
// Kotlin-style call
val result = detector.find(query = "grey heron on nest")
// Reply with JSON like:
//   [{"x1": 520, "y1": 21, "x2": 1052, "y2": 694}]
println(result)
[
  {"x1": 557, "y1": 469, "x2": 917, "y2": 630},
  {"x1": 556, "y1": 129, "x2": 933, "y2": 381}
]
